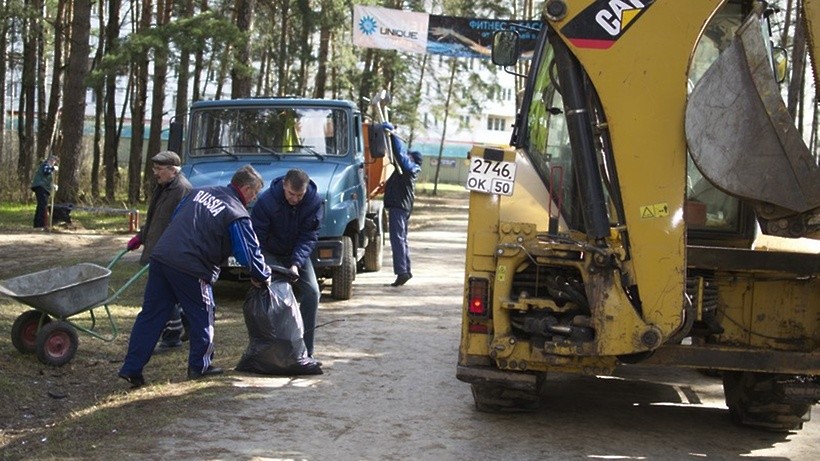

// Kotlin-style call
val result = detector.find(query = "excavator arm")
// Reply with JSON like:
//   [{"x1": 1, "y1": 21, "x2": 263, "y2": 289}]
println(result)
[{"x1": 685, "y1": 1, "x2": 820, "y2": 239}]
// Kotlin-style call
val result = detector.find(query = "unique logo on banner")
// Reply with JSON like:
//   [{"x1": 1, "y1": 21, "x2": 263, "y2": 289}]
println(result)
[
  {"x1": 358, "y1": 15, "x2": 378, "y2": 36},
  {"x1": 560, "y1": 0, "x2": 652, "y2": 50},
  {"x1": 352, "y1": 5, "x2": 429, "y2": 54}
]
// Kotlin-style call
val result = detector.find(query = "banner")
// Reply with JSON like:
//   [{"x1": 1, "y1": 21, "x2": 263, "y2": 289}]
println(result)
[
  {"x1": 353, "y1": 5, "x2": 542, "y2": 59},
  {"x1": 428, "y1": 16, "x2": 541, "y2": 59},
  {"x1": 353, "y1": 5, "x2": 429, "y2": 54}
]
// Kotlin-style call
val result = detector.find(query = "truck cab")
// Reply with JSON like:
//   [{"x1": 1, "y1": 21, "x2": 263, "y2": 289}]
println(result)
[{"x1": 170, "y1": 98, "x2": 385, "y2": 299}]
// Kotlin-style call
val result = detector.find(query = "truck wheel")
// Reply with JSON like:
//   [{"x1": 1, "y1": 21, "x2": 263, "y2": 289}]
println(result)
[
  {"x1": 471, "y1": 375, "x2": 545, "y2": 413},
  {"x1": 11, "y1": 310, "x2": 51, "y2": 354},
  {"x1": 331, "y1": 236, "x2": 355, "y2": 300},
  {"x1": 363, "y1": 223, "x2": 384, "y2": 272},
  {"x1": 36, "y1": 321, "x2": 79, "y2": 367},
  {"x1": 722, "y1": 371, "x2": 812, "y2": 431}
]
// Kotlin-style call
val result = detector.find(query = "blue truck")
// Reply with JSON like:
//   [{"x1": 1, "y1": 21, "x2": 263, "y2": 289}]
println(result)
[{"x1": 168, "y1": 97, "x2": 387, "y2": 300}]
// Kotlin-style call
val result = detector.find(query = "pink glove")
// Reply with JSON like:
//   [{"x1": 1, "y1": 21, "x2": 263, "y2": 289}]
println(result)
[{"x1": 126, "y1": 234, "x2": 142, "y2": 251}]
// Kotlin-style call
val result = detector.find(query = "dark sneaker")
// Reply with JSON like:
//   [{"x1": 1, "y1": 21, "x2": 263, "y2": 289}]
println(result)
[
  {"x1": 188, "y1": 365, "x2": 224, "y2": 380},
  {"x1": 390, "y1": 273, "x2": 412, "y2": 287},
  {"x1": 118, "y1": 372, "x2": 146, "y2": 388}
]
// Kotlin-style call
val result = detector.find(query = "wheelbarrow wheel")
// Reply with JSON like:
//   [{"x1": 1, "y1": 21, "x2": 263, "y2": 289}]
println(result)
[
  {"x1": 11, "y1": 310, "x2": 51, "y2": 354},
  {"x1": 36, "y1": 321, "x2": 78, "y2": 367}
]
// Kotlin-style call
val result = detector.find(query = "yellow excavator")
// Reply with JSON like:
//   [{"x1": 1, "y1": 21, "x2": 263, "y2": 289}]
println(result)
[{"x1": 458, "y1": 0, "x2": 820, "y2": 431}]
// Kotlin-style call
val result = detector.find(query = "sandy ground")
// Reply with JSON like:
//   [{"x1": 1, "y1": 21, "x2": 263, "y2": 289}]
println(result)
[{"x1": 1, "y1": 196, "x2": 818, "y2": 460}]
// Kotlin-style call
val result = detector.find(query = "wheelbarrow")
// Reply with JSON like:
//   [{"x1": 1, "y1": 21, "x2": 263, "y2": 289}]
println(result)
[{"x1": 0, "y1": 249, "x2": 148, "y2": 366}]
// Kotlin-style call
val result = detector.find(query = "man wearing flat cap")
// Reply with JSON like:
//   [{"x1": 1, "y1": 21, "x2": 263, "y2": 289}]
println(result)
[{"x1": 126, "y1": 150, "x2": 193, "y2": 349}]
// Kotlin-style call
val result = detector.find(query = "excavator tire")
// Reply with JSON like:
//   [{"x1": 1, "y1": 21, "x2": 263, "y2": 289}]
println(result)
[
  {"x1": 471, "y1": 375, "x2": 546, "y2": 413},
  {"x1": 722, "y1": 371, "x2": 812, "y2": 432}
]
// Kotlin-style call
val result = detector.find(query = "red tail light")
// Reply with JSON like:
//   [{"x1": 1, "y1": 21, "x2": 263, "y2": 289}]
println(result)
[{"x1": 467, "y1": 277, "x2": 490, "y2": 318}]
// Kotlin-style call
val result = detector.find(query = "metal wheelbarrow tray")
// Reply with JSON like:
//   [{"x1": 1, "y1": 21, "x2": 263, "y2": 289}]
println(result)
[
  {"x1": 0, "y1": 250, "x2": 148, "y2": 367},
  {"x1": 0, "y1": 263, "x2": 112, "y2": 318}
]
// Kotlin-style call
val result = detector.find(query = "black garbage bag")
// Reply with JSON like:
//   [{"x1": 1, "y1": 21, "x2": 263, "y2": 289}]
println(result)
[{"x1": 235, "y1": 278, "x2": 322, "y2": 376}]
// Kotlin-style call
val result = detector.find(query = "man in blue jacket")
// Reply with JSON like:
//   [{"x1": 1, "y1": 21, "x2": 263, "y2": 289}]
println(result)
[
  {"x1": 251, "y1": 168, "x2": 323, "y2": 358},
  {"x1": 118, "y1": 165, "x2": 271, "y2": 388},
  {"x1": 383, "y1": 124, "x2": 422, "y2": 287}
]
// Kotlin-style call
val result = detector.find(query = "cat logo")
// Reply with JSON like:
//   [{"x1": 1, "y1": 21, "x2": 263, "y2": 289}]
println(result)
[{"x1": 560, "y1": 0, "x2": 652, "y2": 50}]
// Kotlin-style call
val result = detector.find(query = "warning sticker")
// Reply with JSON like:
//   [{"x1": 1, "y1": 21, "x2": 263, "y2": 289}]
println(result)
[
  {"x1": 496, "y1": 265, "x2": 507, "y2": 282},
  {"x1": 640, "y1": 203, "x2": 669, "y2": 219}
]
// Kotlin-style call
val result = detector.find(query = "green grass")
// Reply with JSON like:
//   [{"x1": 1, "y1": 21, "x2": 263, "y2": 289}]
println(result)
[
  {"x1": 0, "y1": 202, "x2": 148, "y2": 233},
  {"x1": 0, "y1": 184, "x2": 464, "y2": 234}
]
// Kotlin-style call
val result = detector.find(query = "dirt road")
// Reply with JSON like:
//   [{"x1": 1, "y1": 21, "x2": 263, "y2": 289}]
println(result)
[
  {"x1": 1, "y1": 195, "x2": 818, "y2": 459},
  {"x1": 138, "y1": 197, "x2": 818, "y2": 460}
]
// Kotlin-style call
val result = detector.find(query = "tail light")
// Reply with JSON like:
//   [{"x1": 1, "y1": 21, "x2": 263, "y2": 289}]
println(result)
[{"x1": 467, "y1": 277, "x2": 490, "y2": 318}]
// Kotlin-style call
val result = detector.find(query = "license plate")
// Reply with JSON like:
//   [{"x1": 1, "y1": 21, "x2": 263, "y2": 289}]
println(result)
[{"x1": 465, "y1": 157, "x2": 517, "y2": 196}]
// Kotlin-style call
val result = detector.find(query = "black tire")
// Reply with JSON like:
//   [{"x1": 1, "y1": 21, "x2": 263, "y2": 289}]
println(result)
[
  {"x1": 11, "y1": 310, "x2": 51, "y2": 354},
  {"x1": 471, "y1": 374, "x2": 546, "y2": 413},
  {"x1": 722, "y1": 371, "x2": 812, "y2": 432},
  {"x1": 331, "y1": 236, "x2": 355, "y2": 300},
  {"x1": 362, "y1": 219, "x2": 384, "y2": 272},
  {"x1": 36, "y1": 321, "x2": 79, "y2": 367}
]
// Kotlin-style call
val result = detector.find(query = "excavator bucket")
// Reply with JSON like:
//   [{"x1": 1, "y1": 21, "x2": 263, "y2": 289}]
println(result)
[{"x1": 685, "y1": 9, "x2": 820, "y2": 221}]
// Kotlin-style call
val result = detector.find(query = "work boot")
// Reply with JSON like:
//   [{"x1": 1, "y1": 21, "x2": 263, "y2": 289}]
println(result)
[
  {"x1": 390, "y1": 273, "x2": 412, "y2": 287},
  {"x1": 187, "y1": 365, "x2": 224, "y2": 380},
  {"x1": 118, "y1": 372, "x2": 146, "y2": 388}
]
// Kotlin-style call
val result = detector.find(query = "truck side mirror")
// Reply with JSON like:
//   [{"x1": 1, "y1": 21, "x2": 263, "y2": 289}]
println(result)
[
  {"x1": 368, "y1": 123, "x2": 387, "y2": 159},
  {"x1": 492, "y1": 30, "x2": 521, "y2": 67},
  {"x1": 168, "y1": 121, "x2": 184, "y2": 154}
]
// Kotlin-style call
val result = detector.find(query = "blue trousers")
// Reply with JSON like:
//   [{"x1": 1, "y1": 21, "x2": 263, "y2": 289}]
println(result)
[
  {"x1": 262, "y1": 253, "x2": 320, "y2": 356},
  {"x1": 120, "y1": 261, "x2": 216, "y2": 376},
  {"x1": 388, "y1": 207, "x2": 411, "y2": 275}
]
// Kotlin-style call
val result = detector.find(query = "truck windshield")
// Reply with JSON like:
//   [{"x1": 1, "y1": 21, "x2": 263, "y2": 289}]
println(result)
[{"x1": 188, "y1": 106, "x2": 349, "y2": 157}]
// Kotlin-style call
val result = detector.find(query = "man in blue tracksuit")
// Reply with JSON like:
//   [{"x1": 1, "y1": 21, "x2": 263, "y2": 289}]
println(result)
[
  {"x1": 383, "y1": 124, "x2": 422, "y2": 287},
  {"x1": 251, "y1": 168, "x2": 323, "y2": 358},
  {"x1": 118, "y1": 165, "x2": 271, "y2": 388}
]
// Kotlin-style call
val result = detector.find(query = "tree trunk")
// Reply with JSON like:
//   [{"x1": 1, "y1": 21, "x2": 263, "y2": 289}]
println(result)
[
  {"x1": 407, "y1": 54, "x2": 428, "y2": 148},
  {"x1": 104, "y1": 0, "x2": 122, "y2": 201},
  {"x1": 35, "y1": 0, "x2": 47, "y2": 159},
  {"x1": 57, "y1": 0, "x2": 92, "y2": 204},
  {"x1": 314, "y1": 1, "x2": 331, "y2": 98},
  {"x1": 91, "y1": 0, "x2": 105, "y2": 199},
  {"x1": 787, "y1": 14, "x2": 806, "y2": 126},
  {"x1": 296, "y1": 1, "x2": 312, "y2": 96},
  {"x1": 360, "y1": 49, "x2": 375, "y2": 115},
  {"x1": 0, "y1": 2, "x2": 7, "y2": 163},
  {"x1": 18, "y1": 2, "x2": 37, "y2": 191},
  {"x1": 276, "y1": 0, "x2": 290, "y2": 96},
  {"x1": 175, "y1": 0, "x2": 195, "y2": 122},
  {"x1": 145, "y1": 0, "x2": 174, "y2": 199},
  {"x1": 40, "y1": 0, "x2": 66, "y2": 162},
  {"x1": 433, "y1": 59, "x2": 457, "y2": 196},
  {"x1": 192, "y1": 0, "x2": 209, "y2": 102},
  {"x1": 231, "y1": 0, "x2": 255, "y2": 98},
  {"x1": 128, "y1": 0, "x2": 153, "y2": 203}
]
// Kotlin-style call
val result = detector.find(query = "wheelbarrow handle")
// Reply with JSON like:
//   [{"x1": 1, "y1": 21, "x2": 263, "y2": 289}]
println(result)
[{"x1": 106, "y1": 248, "x2": 131, "y2": 270}]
